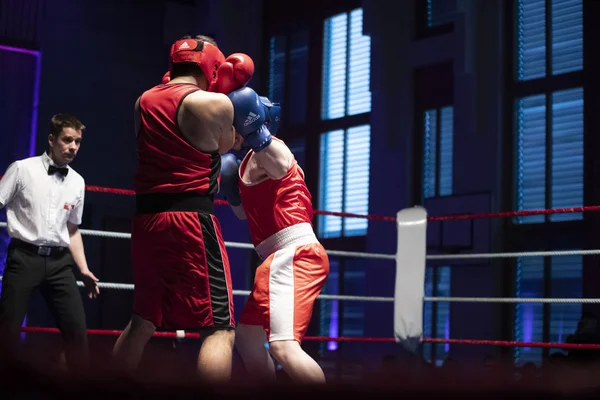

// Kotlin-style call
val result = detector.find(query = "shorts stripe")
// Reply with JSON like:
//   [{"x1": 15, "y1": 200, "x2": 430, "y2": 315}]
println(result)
[
  {"x1": 198, "y1": 212, "x2": 231, "y2": 326},
  {"x1": 268, "y1": 246, "x2": 296, "y2": 341}
]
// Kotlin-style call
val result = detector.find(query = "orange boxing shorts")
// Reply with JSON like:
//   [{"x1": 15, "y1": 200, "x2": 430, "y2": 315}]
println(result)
[
  {"x1": 131, "y1": 205, "x2": 234, "y2": 330},
  {"x1": 239, "y1": 225, "x2": 329, "y2": 343}
]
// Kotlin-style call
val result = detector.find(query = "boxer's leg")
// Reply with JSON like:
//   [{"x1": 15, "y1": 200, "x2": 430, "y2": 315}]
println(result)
[
  {"x1": 235, "y1": 323, "x2": 277, "y2": 382},
  {"x1": 196, "y1": 327, "x2": 235, "y2": 384},
  {"x1": 236, "y1": 278, "x2": 276, "y2": 381},
  {"x1": 268, "y1": 340, "x2": 325, "y2": 383},
  {"x1": 266, "y1": 244, "x2": 329, "y2": 384},
  {"x1": 194, "y1": 213, "x2": 236, "y2": 383},
  {"x1": 235, "y1": 259, "x2": 277, "y2": 382},
  {"x1": 112, "y1": 214, "x2": 160, "y2": 371},
  {"x1": 111, "y1": 314, "x2": 156, "y2": 371}
]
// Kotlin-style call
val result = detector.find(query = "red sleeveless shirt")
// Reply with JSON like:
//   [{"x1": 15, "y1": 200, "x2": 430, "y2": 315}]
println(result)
[
  {"x1": 134, "y1": 83, "x2": 220, "y2": 195},
  {"x1": 238, "y1": 148, "x2": 314, "y2": 247}
]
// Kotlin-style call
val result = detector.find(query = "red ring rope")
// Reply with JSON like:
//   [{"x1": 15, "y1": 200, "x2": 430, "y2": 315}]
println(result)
[
  {"x1": 19, "y1": 326, "x2": 600, "y2": 349},
  {"x1": 0, "y1": 175, "x2": 600, "y2": 222},
  {"x1": 1, "y1": 178, "x2": 596, "y2": 222},
  {"x1": 39, "y1": 182, "x2": 600, "y2": 222}
]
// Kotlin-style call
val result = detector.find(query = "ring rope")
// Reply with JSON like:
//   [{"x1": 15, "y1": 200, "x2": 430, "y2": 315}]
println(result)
[
  {"x1": 2, "y1": 222, "x2": 599, "y2": 261},
  {"x1": 70, "y1": 282, "x2": 600, "y2": 303},
  {"x1": 80, "y1": 183, "x2": 600, "y2": 222},
  {"x1": 426, "y1": 249, "x2": 600, "y2": 260},
  {"x1": 0, "y1": 277, "x2": 595, "y2": 304},
  {"x1": 0, "y1": 222, "x2": 395, "y2": 260},
  {"x1": 2, "y1": 221, "x2": 600, "y2": 303},
  {"x1": 2, "y1": 177, "x2": 598, "y2": 222},
  {"x1": 18, "y1": 326, "x2": 600, "y2": 349}
]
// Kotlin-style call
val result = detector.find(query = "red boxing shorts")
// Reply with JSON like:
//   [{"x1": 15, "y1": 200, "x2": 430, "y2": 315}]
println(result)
[
  {"x1": 131, "y1": 196, "x2": 234, "y2": 330},
  {"x1": 239, "y1": 223, "x2": 329, "y2": 343}
]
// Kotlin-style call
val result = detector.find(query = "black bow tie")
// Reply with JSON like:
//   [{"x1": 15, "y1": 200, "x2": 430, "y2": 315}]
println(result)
[{"x1": 48, "y1": 165, "x2": 69, "y2": 176}]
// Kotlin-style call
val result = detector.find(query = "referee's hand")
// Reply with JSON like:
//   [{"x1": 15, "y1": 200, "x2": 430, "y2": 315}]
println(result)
[{"x1": 81, "y1": 269, "x2": 100, "y2": 299}]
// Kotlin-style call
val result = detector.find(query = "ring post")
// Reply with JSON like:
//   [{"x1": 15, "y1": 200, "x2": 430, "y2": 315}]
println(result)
[{"x1": 393, "y1": 206, "x2": 428, "y2": 352}]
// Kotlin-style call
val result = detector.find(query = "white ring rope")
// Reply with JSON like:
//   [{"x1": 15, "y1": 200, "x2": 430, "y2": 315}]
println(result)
[
  {"x1": 2, "y1": 222, "x2": 598, "y2": 260},
  {"x1": 0, "y1": 277, "x2": 597, "y2": 304},
  {"x1": 426, "y1": 249, "x2": 600, "y2": 259},
  {"x1": 1, "y1": 223, "x2": 600, "y2": 304}
]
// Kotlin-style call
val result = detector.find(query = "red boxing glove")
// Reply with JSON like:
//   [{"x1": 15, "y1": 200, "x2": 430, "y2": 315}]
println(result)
[
  {"x1": 161, "y1": 71, "x2": 171, "y2": 84},
  {"x1": 210, "y1": 53, "x2": 254, "y2": 94}
]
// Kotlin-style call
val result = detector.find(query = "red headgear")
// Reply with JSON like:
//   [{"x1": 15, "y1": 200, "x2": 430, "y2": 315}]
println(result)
[{"x1": 169, "y1": 39, "x2": 226, "y2": 89}]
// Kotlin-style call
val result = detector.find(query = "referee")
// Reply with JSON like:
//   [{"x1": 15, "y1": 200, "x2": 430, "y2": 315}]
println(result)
[{"x1": 0, "y1": 113, "x2": 99, "y2": 371}]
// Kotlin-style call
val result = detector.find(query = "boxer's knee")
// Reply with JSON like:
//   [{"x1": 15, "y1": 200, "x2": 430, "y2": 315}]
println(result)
[
  {"x1": 204, "y1": 327, "x2": 235, "y2": 345},
  {"x1": 129, "y1": 313, "x2": 157, "y2": 338},
  {"x1": 268, "y1": 340, "x2": 300, "y2": 365}
]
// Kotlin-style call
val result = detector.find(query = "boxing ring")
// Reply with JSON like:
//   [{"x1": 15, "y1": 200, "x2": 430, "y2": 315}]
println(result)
[{"x1": 2, "y1": 183, "x2": 600, "y2": 364}]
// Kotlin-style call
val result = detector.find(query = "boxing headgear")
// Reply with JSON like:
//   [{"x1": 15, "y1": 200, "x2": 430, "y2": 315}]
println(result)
[
  {"x1": 169, "y1": 39, "x2": 226, "y2": 89},
  {"x1": 259, "y1": 96, "x2": 281, "y2": 136}
]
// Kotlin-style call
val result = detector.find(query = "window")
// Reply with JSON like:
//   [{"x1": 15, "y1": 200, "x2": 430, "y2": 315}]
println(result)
[
  {"x1": 318, "y1": 8, "x2": 371, "y2": 239},
  {"x1": 423, "y1": 106, "x2": 454, "y2": 200},
  {"x1": 319, "y1": 258, "x2": 366, "y2": 354},
  {"x1": 319, "y1": 257, "x2": 340, "y2": 353},
  {"x1": 319, "y1": 126, "x2": 371, "y2": 238},
  {"x1": 321, "y1": 9, "x2": 371, "y2": 119},
  {"x1": 513, "y1": 254, "x2": 582, "y2": 366},
  {"x1": 426, "y1": 0, "x2": 457, "y2": 28},
  {"x1": 514, "y1": 89, "x2": 583, "y2": 223},
  {"x1": 512, "y1": 0, "x2": 583, "y2": 224},
  {"x1": 268, "y1": 30, "x2": 309, "y2": 126},
  {"x1": 423, "y1": 266, "x2": 451, "y2": 366},
  {"x1": 515, "y1": 0, "x2": 583, "y2": 81},
  {"x1": 268, "y1": 36, "x2": 286, "y2": 106}
]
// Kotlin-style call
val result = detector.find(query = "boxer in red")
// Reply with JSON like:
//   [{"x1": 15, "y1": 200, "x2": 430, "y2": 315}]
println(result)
[
  {"x1": 220, "y1": 88, "x2": 329, "y2": 384},
  {"x1": 111, "y1": 35, "x2": 254, "y2": 383}
]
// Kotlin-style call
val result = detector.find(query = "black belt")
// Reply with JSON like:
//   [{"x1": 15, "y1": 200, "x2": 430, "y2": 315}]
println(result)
[
  {"x1": 10, "y1": 238, "x2": 68, "y2": 257},
  {"x1": 135, "y1": 192, "x2": 214, "y2": 214}
]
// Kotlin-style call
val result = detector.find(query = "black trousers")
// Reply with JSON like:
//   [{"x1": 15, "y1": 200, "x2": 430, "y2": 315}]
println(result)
[{"x1": 0, "y1": 240, "x2": 88, "y2": 369}]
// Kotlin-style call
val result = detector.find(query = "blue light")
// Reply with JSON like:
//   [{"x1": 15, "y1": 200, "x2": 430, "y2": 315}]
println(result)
[
  {"x1": 0, "y1": 44, "x2": 42, "y2": 158},
  {"x1": 0, "y1": 45, "x2": 42, "y2": 340}
]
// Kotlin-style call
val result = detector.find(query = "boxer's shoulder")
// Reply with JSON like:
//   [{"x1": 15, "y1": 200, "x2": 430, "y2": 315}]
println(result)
[
  {"x1": 182, "y1": 90, "x2": 232, "y2": 119},
  {"x1": 184, "y1": 89, "x2": 229, "y2": 105}
]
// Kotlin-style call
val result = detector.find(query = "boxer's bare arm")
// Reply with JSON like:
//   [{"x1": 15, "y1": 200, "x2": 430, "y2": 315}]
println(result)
[
  {"x1": 219, "y1": 125, "x2": 236, "y2": 155},
  {"x1": 252, "y1": 139, "x2": 293, "y2": 180},
  {"x1": 180, "y1": 91, "x2": 235, "y2": 154},
  {"x1": 231, "y1": 205, "x2": 247, "y2": 220}
]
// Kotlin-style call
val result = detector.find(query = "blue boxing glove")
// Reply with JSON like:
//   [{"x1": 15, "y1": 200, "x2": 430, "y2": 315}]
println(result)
[
  {"x1": 220, "y1": 153, "x2": 242, "y2": 206},
  {"x1": 259, "y1": 96, "x2": 281, "y2": 136},
  {"x1": 228, "y1": 87, "x2": 273, "y2": 152}
]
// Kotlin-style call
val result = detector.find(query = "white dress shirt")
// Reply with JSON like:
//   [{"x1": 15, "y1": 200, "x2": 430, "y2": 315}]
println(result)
[{"x1": 0, "y1": 152, "x2": 85, "y2": 247}]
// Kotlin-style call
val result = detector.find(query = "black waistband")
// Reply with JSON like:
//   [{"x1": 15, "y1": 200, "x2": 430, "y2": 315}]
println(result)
[
  {"x1": 135, "y1": 192, "x2": 214, "y2": 214},
  {"x1": 10, "y1": 238, "x2": 67, "y2": 257}
]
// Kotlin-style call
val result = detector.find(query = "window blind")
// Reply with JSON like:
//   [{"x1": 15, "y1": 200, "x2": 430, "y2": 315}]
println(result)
[
  {"x1": 514, "y1": 256, "x2": 544, "y2": 366},
  {"x1": 426, "y1": 0, "x2": 457, "y2": 27}
]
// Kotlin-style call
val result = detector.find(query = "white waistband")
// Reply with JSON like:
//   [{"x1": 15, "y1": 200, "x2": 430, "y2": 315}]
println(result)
[{"x1": 255, "y1": 223, "x2": 319, "y2": 259}]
